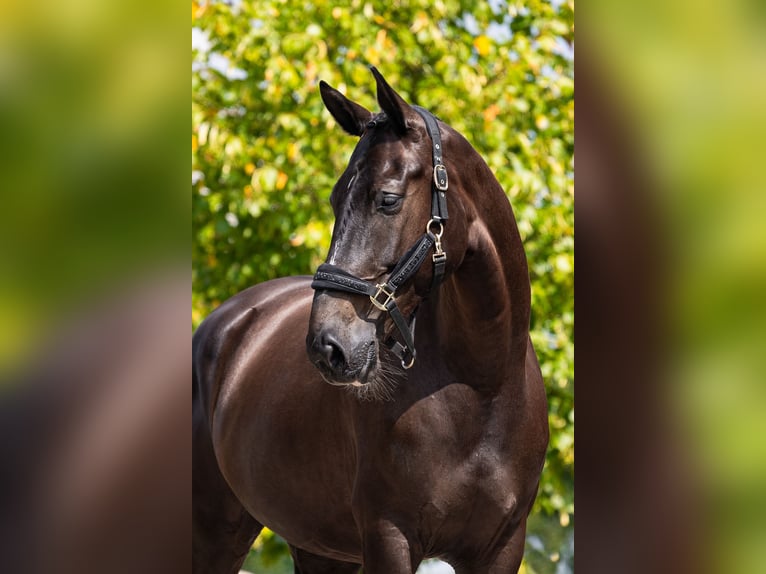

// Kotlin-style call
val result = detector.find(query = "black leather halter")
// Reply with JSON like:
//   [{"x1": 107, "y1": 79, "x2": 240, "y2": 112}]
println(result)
[{"x1": 311, "y1": 107, "x2": 449, "y2": 369}]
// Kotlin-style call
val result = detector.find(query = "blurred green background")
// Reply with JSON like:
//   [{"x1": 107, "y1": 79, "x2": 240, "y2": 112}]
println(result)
[
  {"x1": 192, "y1": 0, "x2": 573, "y2": 572},
  {"x1": 0, "y1": 0, "x2": 186, "y2": 375},
  {"x1": 583, "y1": 1, "x2": 766, "y2": 573}
]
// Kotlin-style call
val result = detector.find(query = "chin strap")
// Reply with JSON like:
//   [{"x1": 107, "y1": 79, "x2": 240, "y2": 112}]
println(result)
[{"x1": 311, "y1": 107, "x2": 449, "y2": 368}]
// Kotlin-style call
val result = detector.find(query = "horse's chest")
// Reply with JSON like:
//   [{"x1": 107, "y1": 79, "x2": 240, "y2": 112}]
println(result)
[
  {"x1": 357, "y1": 416, "x2": 519, "y2": 533},
  {"x1": 353, "y1": 437, "x2": 519, "y2": 559}
]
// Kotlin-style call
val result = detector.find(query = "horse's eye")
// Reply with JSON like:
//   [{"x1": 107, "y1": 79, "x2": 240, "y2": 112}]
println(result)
[{"x1": 378, "y1": 192, "x2": 403, "y2": 213}]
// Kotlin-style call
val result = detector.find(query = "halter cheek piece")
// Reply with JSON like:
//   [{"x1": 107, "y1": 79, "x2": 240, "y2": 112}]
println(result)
[{"x1": 311, "y1": 107, "x2": 449, "y2": 369}]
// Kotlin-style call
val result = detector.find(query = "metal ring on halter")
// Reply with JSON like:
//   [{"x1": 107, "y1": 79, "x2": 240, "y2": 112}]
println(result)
[
  {"x1": 401, "y1": 353, "x2": 416, "y2": 369},
  {"x1": 370, "y1": 283, "x2": 395, "y2": 312},
  {"x1": 426, "y1": 218, "x2": 444, "y2": 238}
]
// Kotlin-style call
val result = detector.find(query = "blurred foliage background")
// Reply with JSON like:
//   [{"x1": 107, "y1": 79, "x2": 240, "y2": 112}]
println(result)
[
  {"x1": 583, "y1": 1, "x2": 766, "y2": 573},
  {"x1": 192, "y1": 0, "x2": 573, "y2": 572},
  {"x1": 0, "y1": 0, "x2": 186, "y2": 375}
]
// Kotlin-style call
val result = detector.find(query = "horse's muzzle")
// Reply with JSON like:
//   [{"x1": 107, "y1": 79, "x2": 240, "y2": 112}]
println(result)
[{"x1": 307, "y1": 330, "x2": 376, "y2": 385}]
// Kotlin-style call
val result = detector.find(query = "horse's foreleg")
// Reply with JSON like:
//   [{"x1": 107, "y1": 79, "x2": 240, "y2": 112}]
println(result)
[
  {"x1": 193, "y1": 393, "x2": 261, "y2": 574},
  {"x1": 488, "y1": 517, "x2": 527, "y2": 574},
  {"x1": 359, "y1": 519, "x2": 422, "y2": 574},
  {"x1": 455, "y1": 517, "x2": 527, "y2": 574}
]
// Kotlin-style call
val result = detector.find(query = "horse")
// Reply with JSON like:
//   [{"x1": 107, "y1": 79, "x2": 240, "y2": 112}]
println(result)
[{"x1": 193, "y1": 67, "x2": 548, "y2": 574}]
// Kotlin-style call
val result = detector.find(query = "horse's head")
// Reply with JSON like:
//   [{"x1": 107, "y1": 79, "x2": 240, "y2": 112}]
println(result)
[{"x1": 306, "y1": 68, "x2": 468, "y2": 398}]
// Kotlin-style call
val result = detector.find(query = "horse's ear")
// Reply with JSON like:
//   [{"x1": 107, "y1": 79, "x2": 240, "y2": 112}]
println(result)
[
  {"x1": 370, "y1": 66, "x2": 412, "y2": 135},
  {"x1": 319, "y1": 80, "x2": 373, "y2": 137}
]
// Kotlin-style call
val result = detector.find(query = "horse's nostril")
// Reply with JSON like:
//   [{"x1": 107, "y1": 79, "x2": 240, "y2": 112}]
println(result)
[{"x1": 318, "y1": 332, "x2": 346, "y2": 372}]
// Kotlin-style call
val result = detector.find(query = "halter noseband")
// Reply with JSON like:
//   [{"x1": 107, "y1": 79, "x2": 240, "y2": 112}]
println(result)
[{"x1": 310, "y1": 107, "x2": 449, "y2": 369}]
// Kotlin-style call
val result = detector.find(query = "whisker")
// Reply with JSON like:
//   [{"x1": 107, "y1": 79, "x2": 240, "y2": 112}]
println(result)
[{"x1": 344, "y1": 345, "x2": 406, "y2": 402}]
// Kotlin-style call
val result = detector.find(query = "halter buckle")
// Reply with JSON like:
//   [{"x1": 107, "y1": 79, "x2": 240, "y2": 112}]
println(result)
[
  {"x1": 433, "y1": 164, "x2": 449, "y2": 191},
  {"x1": 370, "y1": 283, "x2": 395, "y2": 311}
]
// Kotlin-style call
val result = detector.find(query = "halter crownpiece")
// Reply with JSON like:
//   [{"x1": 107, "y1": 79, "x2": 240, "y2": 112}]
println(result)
[{"x1": 311, "y1": 107, "x2": 449, "y2": 368}]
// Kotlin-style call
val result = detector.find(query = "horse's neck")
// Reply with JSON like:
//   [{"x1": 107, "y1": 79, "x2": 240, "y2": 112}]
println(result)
[{"x1": 430, "y1": 156, "x2": 530, "y2": 393}]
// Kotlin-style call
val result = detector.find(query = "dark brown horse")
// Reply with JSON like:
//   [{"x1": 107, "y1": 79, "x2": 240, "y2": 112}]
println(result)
[{"x1": 193, "y1": 68, "x2": 548, "y2": 574}]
